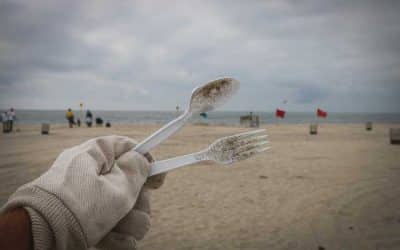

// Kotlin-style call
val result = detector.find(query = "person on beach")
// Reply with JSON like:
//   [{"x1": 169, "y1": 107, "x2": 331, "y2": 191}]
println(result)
[
  {"x1": 85, "y1": 110, "x2": 93, "y2": 127},
  {"x1": 65, "y1": 108, "x2": 75, "y2": 128},
  {"x1": 0, "y1": 135, "x2": 166, "y2": 250},
  {"x1": 6, "y1": 108, "x2": 16, "y2": 133},
  {"x1": 1, "y1": 111, "x2": 8, "y2": 133}
]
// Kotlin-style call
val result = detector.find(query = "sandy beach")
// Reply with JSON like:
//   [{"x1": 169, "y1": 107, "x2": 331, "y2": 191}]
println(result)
[{"x1": 1, "y1": 123, "x2": 399, "y2": 249}]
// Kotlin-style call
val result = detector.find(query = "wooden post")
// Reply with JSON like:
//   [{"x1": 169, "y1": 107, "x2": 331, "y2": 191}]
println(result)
[
  {"x1": 366, "y1": 122, "x2": 372, "y2": 131},
  {"x1": 79, "y1": 103, "x2": 83, "y2": 127},
  {"x1": 254, "y1": 115, "x2": 260, "y2": 127},
  {"x1": 390, "y1": 128, "x2": 400, "y2": 144},
  {"x1": 41, "y1": 123, "x2": 50, "y2": 135},
  {"x1": 310, "y1": 124, "x2": 318, "y2": 135},
  {"x1": 240, "y1": 112, "x2": 259, "y2": 128}
]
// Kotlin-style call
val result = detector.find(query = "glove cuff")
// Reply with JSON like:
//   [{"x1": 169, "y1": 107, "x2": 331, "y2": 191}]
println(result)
[
  {"x1": 25, "y1": 207, "x2": 54, "y2": 250},
  {"x1": 2, "y1": 185, "x2": 87, "y2": 250}
]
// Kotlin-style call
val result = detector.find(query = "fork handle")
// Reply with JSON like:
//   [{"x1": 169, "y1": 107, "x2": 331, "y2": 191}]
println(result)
[{"x1": 150, "y1": 150, "x2": 208, "y2": 176}]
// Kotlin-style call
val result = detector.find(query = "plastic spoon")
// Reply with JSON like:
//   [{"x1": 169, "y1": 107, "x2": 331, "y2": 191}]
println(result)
[{"x1": 134, "y1": 77, "x2": 240, "y2": 154}]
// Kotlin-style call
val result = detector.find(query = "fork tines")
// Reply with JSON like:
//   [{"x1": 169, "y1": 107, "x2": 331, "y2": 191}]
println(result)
[{"x1": 232, "y1": 129, "x2": 270, "y2": 162}]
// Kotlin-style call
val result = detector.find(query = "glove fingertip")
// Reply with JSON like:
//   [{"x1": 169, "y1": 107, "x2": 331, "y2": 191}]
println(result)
[
  {"x1": 117, "y1": 151, "x2": 151, "y2": 178},
  {"x1": 96, "y1": 232, "x2": 137, "y2": 250},
  {"x1": 144, "y1": 173, "x2": 167, "y2": 189},
  {"x1": 112, "y1": 136, "x2": 138, "y2": 159}
]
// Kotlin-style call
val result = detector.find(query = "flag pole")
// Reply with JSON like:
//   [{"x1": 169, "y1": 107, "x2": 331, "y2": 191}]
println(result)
[{"x1": 80, "y1": 102, "x2": 83, "y2": 127}]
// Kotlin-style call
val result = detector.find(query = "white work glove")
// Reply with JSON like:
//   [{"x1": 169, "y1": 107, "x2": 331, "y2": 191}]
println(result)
[{"x1": 1, "y1": 135, "x2": 164, "y2": 250}]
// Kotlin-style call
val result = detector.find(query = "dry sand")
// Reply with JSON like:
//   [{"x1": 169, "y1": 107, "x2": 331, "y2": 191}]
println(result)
[{"x1": 1, "y1": 123, "x2": 400, "y2": 249}]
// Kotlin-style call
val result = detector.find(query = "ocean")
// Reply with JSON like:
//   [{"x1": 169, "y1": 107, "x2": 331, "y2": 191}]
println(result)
[{"x1": 2, "y1": 110, "x2": 400, "y2": 125}]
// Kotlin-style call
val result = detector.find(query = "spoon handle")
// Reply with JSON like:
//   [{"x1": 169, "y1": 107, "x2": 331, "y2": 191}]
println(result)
[{"x1": 134, "y1": 111, "x2": 192, "y2": 154}]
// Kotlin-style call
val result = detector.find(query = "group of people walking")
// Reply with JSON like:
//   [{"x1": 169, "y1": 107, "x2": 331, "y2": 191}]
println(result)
[
  {"x1": 1, "y1": 108, "x2": 16, "y2": 133},
  {"x1": 65, "y1": 108, "x2": 110, "y2": 128}
]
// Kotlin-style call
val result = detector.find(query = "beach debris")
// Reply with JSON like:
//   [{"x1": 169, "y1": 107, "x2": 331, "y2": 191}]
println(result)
[
  {"x1": 240, "y1": 112, "x2": 260, "y2": 128},
  {"x1": 149, "y1": 129, "x2": 269, "y2": 176},
  {"x1": 259, "y1": 175, "x2": 268, "y2": 179},
  {"x1": 134, "y1": 77, "x2": 240, "y2": 154},
  {"x1": 318, "y1": 246, "x2": 326, "y2": 250}
]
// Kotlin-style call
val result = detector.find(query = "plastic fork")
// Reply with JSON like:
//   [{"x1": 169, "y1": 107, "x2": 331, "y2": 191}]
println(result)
[{"x1": 149, "y1": 129, "x2": 269, "y2": 176}]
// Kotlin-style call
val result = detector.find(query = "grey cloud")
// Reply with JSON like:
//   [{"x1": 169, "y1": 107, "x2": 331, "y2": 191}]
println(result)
[
  {"x1": 293, "y1": 86, "x2": 328, "y2": 104},
  {"x1": 0, "y1": 0, "x2": 399, "y2": 112}
]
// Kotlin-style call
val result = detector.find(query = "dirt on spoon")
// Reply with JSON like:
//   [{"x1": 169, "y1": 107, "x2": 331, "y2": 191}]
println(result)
[
  {"x1": 191, "y1": 78, "x2": 235, "y2": 112},
  {"x1": 198, "y1": 79, "x2": 230, "y2": 97}
]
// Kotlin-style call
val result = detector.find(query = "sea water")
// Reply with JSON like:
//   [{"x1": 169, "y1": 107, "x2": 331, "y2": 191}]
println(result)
[{"x1": 1, "y1": 110, "x2": 400, "y2": 125}]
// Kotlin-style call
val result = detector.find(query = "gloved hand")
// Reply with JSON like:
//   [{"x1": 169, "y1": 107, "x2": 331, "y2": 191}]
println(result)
[{"x1": 1, "y1": 135, "x2": 163, "y2": 250}]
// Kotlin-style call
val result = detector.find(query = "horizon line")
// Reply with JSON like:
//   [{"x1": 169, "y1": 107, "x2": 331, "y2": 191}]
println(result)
[{"x1": 1, "y1": 108, "x2": 400, "y2": 114}]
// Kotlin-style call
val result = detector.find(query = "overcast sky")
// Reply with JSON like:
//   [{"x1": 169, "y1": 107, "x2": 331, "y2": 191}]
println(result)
[{"x1": 0, "y1": 0, "x2": 399, "y2": 112}]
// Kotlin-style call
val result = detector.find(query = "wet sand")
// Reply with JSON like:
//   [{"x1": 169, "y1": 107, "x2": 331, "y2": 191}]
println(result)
[{"x1": 1, "y1": 123, "x2": 400, "y2": 249}]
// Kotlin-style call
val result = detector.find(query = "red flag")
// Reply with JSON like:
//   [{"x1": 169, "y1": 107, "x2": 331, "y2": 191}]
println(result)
[
  {"x1": 317, "y1": 108, "x2": 327, "y2": 118},
  {"x1": 276, "y1": 109, "x2": 286, "y2": 118}
]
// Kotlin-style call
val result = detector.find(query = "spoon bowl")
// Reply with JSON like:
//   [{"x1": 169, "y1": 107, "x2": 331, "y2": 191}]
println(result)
[{"x1": 189, "y1": 78, "x2": 240, "y2": 113}]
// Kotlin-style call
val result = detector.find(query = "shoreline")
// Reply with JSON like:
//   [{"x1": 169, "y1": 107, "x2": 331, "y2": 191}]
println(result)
[
  {"x1": 3, "y1": 108, "x2": 400, "y2": 115},
  {"x1": 3, "y1": 122, "x2": 400, "y2": 130},
  {"x1": 6, "y1": 121, "x2": 400, "y2": 126},
  {"x1": 4, "y1": 110, "x2": 400, "y2": 126}
]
